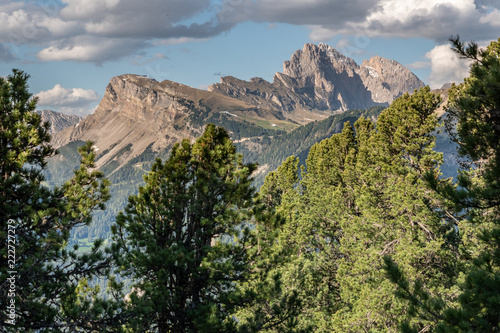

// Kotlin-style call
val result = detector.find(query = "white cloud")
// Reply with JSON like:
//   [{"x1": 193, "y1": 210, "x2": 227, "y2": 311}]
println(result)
[
  {"x1": 59, "y1": 0, "x2": 121, "y2": 20},
  {"x1": 63, "y1": 0, "x2": 217, "y2": 38},
  {"x1": 425, "y1": 44, "x2": 471, "y2": 88},
  {"x1": 243, "y1": 0, "x2": 377, "y2": 26},
  {"x1": 37, "y1": 37, "x2": 147, "y2": 63},
  {"x1": 1, "y1": 0, "x2": 499, "y2": 63},
  {"x1": 479, "y1": 9, "x2": 500, "y2": 26},
  {"x1": 36, "y1": 84, "x2": 100, "y2": 109},
  {"x1": 237, "y1": 0, "x2": 498, "y2": 43},
  {"x1": 359, "y1": 0, "x2": 481, "y2": 41},
  {"x1": 0, "y1": 0, "x2": 230, "y2": 63}
]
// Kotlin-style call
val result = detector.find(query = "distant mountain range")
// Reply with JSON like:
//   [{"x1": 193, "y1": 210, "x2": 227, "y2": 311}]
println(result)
[
  {"x1": 37, "y1": 110, "x2": 83, "y2": 134},
  {"x1": 40, "y1": 42, "x2": 441, "y2": 241},
  {"x1": 49, "y1": 43, "x2": 424, "y2": 174},
  {"x1": 210, "y1": 43, "x2": 424, "y2": 118}
]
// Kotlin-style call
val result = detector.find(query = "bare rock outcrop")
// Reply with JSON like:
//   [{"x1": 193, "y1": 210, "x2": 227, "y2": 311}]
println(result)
[
  {"x1": 210, "y1": 43, "x2": 425, "y2": 119},
  {"x1": 358, "y1": 56, "x2": 424, "y2": 104},
  {"x1": 51, "y1": 74, "x2": 276, "y2": 173},
  {"x1": 37, "y1": 110, "x2": 83, "y2": 134},
  {"x1": 52, "y1": 75, "x2": 215, "y2": 172}
]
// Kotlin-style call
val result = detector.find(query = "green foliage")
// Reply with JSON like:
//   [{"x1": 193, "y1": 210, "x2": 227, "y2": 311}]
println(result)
[
  {"x1": 385, "y1": 36, "x2": 500, "y2": 332},
  {"x1": 337, "y1": 87, "x2": 459, "y2": 332},
  {"x1": 111, "y1": 124, "x2": 257, "y2": 332},
  {"x1": 436, "y1": 36, "x2": 500, "y2": 332},
  {"x1": 238, "y1": 106, "x2": 385, "y2": 186},
  {"x1": 326, "y1": 91, "x2": 456, "y2": 331},
  {"x1": 245, "y1": 87, "x2": 459, "y2": 332},
  {"x1": 205, "y1": 112, "x2": 286, "y2": 140},
  {"x1": 0, "y1": 70, "x2": 118, "y2": 331},
  {"x1": 235, "y1": 156, "x2": 306, "y2": 332}
]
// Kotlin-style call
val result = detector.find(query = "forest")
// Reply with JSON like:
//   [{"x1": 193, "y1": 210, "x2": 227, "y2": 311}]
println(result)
[{"x1": 0, "y1": 37, "x2": 499, "y2": 332}]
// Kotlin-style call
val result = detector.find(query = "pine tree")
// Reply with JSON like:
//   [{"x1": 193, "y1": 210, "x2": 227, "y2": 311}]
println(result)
[
  {"x1": 0, "y1": 70, "x2": 116, "y2": 331},
  {"x1": 239, "y1": 88, "x2": 455, "y2": 332},
  {"x1": 333, "y1": 87, "x2": 461, "y2": 332},
  {"x1": 110, "y1": 124, "x2": 257, "y2": 333},
  {"x1": 234, "y1": 156, "x2": 306, "y2": 332},
  {"x1": 386, "y1": 36, "x2": 500, "y2": 333},
  {"x1": 440, "y1": 36, "x2": 500, "y2": 332}
]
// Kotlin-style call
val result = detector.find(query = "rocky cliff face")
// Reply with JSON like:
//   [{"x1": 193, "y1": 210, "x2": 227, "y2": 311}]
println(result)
[
  {"x1": 358, "y1": 56, "x2": 424, "y2": 104},
  {"x1": 52, "y1": 44, "x2": 425, "y2": 173},
  {"x1": 37, "y1": 110, "x2": 83, "y2": 134},
  {"x1": 52, "y1": 75, "x2": 196, "y2": 171},
  {"x1": 210, "y1": 43, "x2": 424, "y2": 122},
  {"x1": 276, "y1": 43, "x2": 373, "y2": 111},
  {"x1": 51, "y1": 74, "x2": 284, "y2": 173}
]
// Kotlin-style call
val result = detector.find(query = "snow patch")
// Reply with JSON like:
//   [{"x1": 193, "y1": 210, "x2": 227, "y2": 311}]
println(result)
[
  {"x1": 364, "y1": 65, "x2": 379, "y2": 78},
  {"x1": 220, "y1": 111, "x2": 238, "y2": 117}
]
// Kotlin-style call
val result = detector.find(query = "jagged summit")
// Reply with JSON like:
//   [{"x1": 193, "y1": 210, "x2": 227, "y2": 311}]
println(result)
[
  {"x1": 358, "y1": 56, "x2": 424, "y2": 103},
  {"x1": 37, "y1": 110, "x2": 83, "y2": 134},
  {"x1": 210, "y1": 43, "x2": 425, "y2": 122}
]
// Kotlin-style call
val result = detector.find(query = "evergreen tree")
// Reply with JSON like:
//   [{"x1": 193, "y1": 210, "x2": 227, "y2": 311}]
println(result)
[
  {"x1": 386, "y1": 36, "x2": 500, "y2": 333},
  {"x1": 234, "y1": 156, "x2": 306, "y2": 332},
  {"x1": 111, "y1": 124, "x2": 257, "y2": 333},
  {"x1": 236, "y1": 87, "x2": 454, "y2": 332},
  {"x1": 441, "y1": 36, "x2": 500, "y2": 332},
  {"x1": 0, "y1": 70, "x2": 116, "y2": 331},
  {"x1": 333, "y1": 87, "x2": 459, "y2": 332}
]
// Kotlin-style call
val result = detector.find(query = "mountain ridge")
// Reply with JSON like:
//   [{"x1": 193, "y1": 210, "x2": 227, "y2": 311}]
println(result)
[
  {"x1": 37, "y1": 109, "x2": 83, "y2": 134},
  {"x1": 50, "y1": 42, "x2": 425, "y2": 175},
  {"x1": 210, "y1": 43, "x2": 424, "y2": 122}
]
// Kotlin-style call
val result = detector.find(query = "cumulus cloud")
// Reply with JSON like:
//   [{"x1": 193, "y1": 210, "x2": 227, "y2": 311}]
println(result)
[
  {"x1": 425, "y1": 44, "x2": 472, "y2": 88},
  {"x1": 1, "y1": 0, "x2": 499, "y2": 63},
  {"x1": 36, "y1": 84, "x2": 100, "y2": 115},
  {"x1": 242, "y1": 0, "x2": 378, "y2": 26},
  {"x1": 237, "y1": 0, "x2": 498, "y2": 43},
  {"x1": 38, "y1": 37, "x2": 148, "y2": 63},
  {"x1": 479, "y1": 9, "x2": 500, "y2": 26},
  {"x1": 0, "y1": 0, "x2": 232, "y2": 63}
]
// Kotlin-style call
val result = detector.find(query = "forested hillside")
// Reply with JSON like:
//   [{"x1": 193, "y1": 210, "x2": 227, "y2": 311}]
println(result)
[{"x1": 43, "y1": 106, "x2": 387, "y2": 241}]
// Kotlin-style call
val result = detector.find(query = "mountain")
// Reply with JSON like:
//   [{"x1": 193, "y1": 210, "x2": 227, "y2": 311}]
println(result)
[
  {"x1": 51, "y1": 74, "x2": 290, "y2": 173},
  {"x1": 44, "y1": 42, "x2": 431, "y2": 241},
  {"x1": 51, "y1": 43, "x2": 424, "y2": 174},
  {"x1": 37, "y1": 110, "x2": 83, "y2": 134},
  {"x1": 209, "y1": 43, "x2": 424, "y2": 124}
]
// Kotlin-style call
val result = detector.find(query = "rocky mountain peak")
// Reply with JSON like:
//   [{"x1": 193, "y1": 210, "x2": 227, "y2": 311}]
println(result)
[
  {"x1": 37, "y1": 109, "x2": 83, "y2": 134},
  {"x1": 51, "y1": 74, "x2": 283, "y2": 174},
  {"x1": 283, "y1": 43, "x2": 358, "y2": 79},
  {"x1": 358, "y1": 56, "x2": 424, "y2": 103},
  {"x1": 50, "y1": 74, "x2": 209, "y2": 172},
  {"x1": 276, "y1": 43, "x2": 372, "y2": 111},
  {"x1": 210, "y1": 43, "x2": 425, "y2": 122}
]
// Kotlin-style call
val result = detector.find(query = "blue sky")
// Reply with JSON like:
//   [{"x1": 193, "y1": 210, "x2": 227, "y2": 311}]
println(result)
[{"x1": 1, "y1": 0, "x2": 499, "y2": 115}]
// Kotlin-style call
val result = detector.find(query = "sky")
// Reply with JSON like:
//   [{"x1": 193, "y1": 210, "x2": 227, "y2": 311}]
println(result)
[{"x1": 1, "y1": 0, "x2": 499, "y2": 116}]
